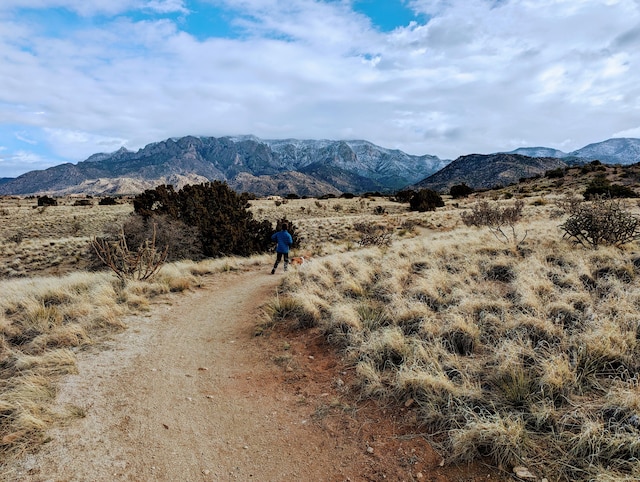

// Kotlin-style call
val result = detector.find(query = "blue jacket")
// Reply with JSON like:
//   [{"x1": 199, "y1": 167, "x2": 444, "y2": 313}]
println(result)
[{"x1": 272, "y1": 229, "x2": 293, "y2": 253}]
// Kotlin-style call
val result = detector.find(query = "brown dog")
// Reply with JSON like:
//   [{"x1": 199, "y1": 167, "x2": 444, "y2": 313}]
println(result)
[{"x1": 289, "y1": 252, "x2": 312, "y2": 266}]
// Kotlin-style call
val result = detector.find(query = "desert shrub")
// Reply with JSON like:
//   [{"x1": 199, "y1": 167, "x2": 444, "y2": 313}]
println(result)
[
  {"x1": 91, "y1": 225, "x2": 168, "y2": 281},
  {"x1": 545, "y1": 167, "x2": 565, "y2": 179},
  {"x1": 392, "y1": 190, "x2": 414, "y2": 203},
  {"x1": 98, "y1": 197, "x2": 118, "y2": 206},
  {"x1": 133, "y1": 182, "x2": 274, "y2": 258},
  {"x1": 37, "y1": 196, "x2": 57, "y2": 207},
  {"x1": 409, "y1": 189, "x2": 444, "y2": 212},
  {"x1": 560, "y1": 197, "x2": 640, "y2": 247},
  {"x1": 353, "y1": 222, "x2": 393, "y2": 247},
  {"x1": 373, "y1": 206, "x2": 386, "y2": 215},
  {"x1": 120, "y1": 214, "x2": 203, "y2": 261},
  {"x1": 285, "y1": 193, "x2": 300, "y2": 199},
  {"x1": 461, "y1": 200, "x2": 526, "y2": 245},
  {"x1": 584, "y1": 176, "x2": 637, "y2": 199},
  {"x1": 73, "y1": 199, "x2": 92, "y2": 206},
  {"x1": 340, "y1": 192, "x2": 355, "y2": 199},
  {"x1": 449, "y1": 183, "x2": 474, "y2": 199}
]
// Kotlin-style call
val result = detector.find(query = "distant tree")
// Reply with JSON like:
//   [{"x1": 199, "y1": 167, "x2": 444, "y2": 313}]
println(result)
[
  {"x1": 98, "y1": 197, "x2": 119, "y2": 206},
  {"x1": 449, "y1": 183, "x2": 474, "y2": 199},
  {"x1": 37, "y1": 195, "x2": 57, "y2": 207},
  {"x1": 393, "y1": 190, "x2": 415, "y2": 203},
  {"x1": 409, "y1": 189, "x2": 445, "y2": 212},
  {"x1": 545, "y1": 168, "x2": 565, "y2": 179},
  {"x1": 583, "y1": 176, "x2": 637, "y2": 199}
]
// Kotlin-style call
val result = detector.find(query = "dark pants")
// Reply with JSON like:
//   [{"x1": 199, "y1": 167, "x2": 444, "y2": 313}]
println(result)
[{"x1": 273, "y1": 252, "x2": 289, "y2": 271}]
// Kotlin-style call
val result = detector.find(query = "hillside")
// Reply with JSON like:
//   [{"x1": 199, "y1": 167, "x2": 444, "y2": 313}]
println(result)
[
  {"x1": 0, "y1": 136, "x2": 445, "y2": 196},
  {"x1": 414, "y1": 153, "x2": 567, "y2": 192},
  {"x1": 2, "y1": 136, "x2": 640, "y2": 197}
]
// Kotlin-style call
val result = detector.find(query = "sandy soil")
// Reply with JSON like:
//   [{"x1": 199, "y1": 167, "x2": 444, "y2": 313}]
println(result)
[{"x1": 6, "y1": 268, "x2": 507, "y2": 482}]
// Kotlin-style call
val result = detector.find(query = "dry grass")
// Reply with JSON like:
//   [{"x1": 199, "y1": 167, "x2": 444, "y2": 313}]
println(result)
[
  {"x1": 5, "y1": 186, "x2": 640, "y2": 480},
  {"x1": 266, "y1": 197, "x2": 640, "y2": 481},
  {"x1": 0, "y1": 197, "x2": 133, "y2": 278}
]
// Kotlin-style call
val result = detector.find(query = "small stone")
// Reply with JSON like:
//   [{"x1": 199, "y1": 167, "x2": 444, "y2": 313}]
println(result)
[
  {"x1": 404, "y1": 398, "x2": 415, "y2": 408},
  {"x1": 367, "y1": 446, "x2": 374, "y2": 454},
  {"x1": 198, "y1": 367, "x2": 209, "y2": 371},
  {"x1": 202, "y1": 469, "x2": 210, "y2": 475},
  {"x1": 243, "y1": 445, "x2": 249, "y2": 450},
  {"x1": 416, "y1": 473, "x2": 424, "y2": 479},
  {"x1": 513, "y1": 466, "x2": 536, "y2": 480},
  {"x1": 308, "y1": 355, "x2": 315, "y2": 360}
]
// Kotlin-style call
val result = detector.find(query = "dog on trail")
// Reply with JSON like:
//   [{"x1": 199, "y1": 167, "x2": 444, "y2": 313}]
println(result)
[{"x1": 289, "y1": 252, "x2": 312, "y2": 267}]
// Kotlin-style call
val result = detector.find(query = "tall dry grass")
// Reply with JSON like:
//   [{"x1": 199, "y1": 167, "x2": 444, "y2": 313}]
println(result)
[
  {"x1": 267, "y1": 209, "x2": 640, "y2": 481},
  {"x1": 0, "y1": 252, "x2": 272, "y2": 461}
]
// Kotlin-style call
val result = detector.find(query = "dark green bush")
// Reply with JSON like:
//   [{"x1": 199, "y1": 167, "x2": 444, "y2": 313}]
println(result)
[
  {"x1": 545, "y1": 168, "x2": 565, "y2": 179},
  {"x1": 133, "y1": 182, "x2": 275, "y2": 258},
  {"x1": 392, "y1": 190, "x2": 414, "y2": 203},
  {"x1": 409, "y1": 189, "x2": 444, "y2": 212},
  {"x1": 584, "y1": 176, "x2": 637, "y2": 199},
  {"x1": 449, "y1": 183, "x2": 474, "y2": 199},
  {"x1": 37, "y1": 196, "x2": 57, "y2": 207},
  {"x1": 98, "y1": 197, "x2": 119, "y2": 205}
]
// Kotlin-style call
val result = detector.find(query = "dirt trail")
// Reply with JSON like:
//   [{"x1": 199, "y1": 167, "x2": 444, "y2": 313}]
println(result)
[{"x1": 7, "y1": 268, "x2": 504, "y2": 482}]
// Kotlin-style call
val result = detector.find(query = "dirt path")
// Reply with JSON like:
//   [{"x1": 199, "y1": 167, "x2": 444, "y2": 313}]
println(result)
[{"x1": 7, "y1": 268, "x2": 505, "y2": 482}]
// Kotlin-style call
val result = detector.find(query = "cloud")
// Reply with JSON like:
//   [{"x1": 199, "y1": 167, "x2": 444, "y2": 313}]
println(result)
[
  {"x1": 1, "y1": 0, "x2": 640, "y2": 177},
  {"x1": 0, "y1": 0, "x2": 188, "y2": 16},
  {"x1": 0, "y1": 150, "x2": 58, "y2": 178}
]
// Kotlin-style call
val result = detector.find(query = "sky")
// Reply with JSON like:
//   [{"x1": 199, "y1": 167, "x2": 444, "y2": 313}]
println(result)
[{"x1": 1, "y1": 0, "x2": 640, "y2": 177}]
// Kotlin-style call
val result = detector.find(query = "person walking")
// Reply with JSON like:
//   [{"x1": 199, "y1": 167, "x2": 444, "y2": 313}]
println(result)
[{"x1": 271, "y1": 223, "x2": 293, "y2": 274}]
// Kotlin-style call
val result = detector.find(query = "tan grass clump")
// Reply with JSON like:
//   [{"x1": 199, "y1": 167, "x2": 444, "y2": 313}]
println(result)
[
  {"x1": 268, "y1": 210, "x2": 640, "y2": 481},
  {"x1": 0, "y1": 256, "x2": 212, "y2": 458}
]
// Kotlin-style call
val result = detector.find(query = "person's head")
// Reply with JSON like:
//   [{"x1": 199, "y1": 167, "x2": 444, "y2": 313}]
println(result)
[{"x1": 281, "y1": 223, "x2": 288, "y2": 231}]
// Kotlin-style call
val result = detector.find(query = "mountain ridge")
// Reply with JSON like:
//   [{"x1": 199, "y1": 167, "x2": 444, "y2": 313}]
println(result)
[{"x1": 1, "y1": 136, "x2": 639, "y2": 196}]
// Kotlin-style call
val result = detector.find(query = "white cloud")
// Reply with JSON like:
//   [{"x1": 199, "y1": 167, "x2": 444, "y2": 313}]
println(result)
[
  {"x1": 1, "y1": 0, "x2": 640, "y2": 176},
  {"x1": 0, "y1": 0, "x2": 187, "y2": 16},
  {"x1": 0, "y1": 150, "x2": 57, "y2": 177}
]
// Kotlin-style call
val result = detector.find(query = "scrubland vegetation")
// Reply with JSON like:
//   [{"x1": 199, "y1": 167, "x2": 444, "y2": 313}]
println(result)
[
  {"x1": 2, "y1": 167, "x2": 640, "y2": 481},
  {"x1": 265, "y1": 197, "x2": 640, "y2": 481}
]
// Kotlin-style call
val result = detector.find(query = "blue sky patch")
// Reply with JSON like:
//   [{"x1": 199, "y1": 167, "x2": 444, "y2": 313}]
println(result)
[{"x1": 353, "y1": 0, "x2": 421, "y2": 31}]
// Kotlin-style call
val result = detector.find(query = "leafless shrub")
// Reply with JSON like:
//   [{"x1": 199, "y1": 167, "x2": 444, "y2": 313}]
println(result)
[
  {"x1": 554, "y1": 194, "x2": 583, "y2": 215},
  {"x1": 353, "y1": 222, "x2": 393, "y2": 247},
  {"x1": 91, "y1": 225, "x2": 168, "y2": 281},
  {"x1": 560, "y1": 196, "x2": 640, "y2": 248},
  {"x1": 461, "y1": 200, "x2": 527, "y2": 245}
]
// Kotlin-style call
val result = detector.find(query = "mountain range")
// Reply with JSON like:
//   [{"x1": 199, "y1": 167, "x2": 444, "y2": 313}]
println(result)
[{"x1": 0, "y1": 136, "x2": 639, "y2": 196}]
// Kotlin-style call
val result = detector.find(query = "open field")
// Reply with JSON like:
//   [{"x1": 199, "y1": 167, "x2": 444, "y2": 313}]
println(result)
[
  {"x1": 2, "y1": 181, "x2": 640, "y2": 480},
  {"x1": 264, "y1": 196, "x2": 640, "y2": 481}
]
